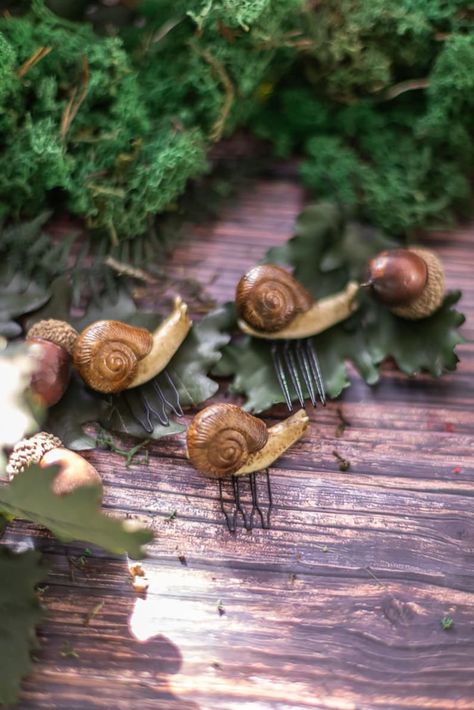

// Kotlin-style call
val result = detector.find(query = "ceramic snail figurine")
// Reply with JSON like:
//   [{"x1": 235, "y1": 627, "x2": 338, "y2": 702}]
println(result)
[
  {"x1": 235, "y1": 265, "x2": 359, "y2": 409},
  {"x1": 7, "y1": 432, "x2": 102, "y2": 500},
  {"x1": 366, "y1": 248, "x2": 445, "y2": 319},
  {"x1": 26, "y1": 297, "x2": 192, "y2": 396},
  {"x1": 187, "y1": 403, "x2": 309, "y2": 531},
  {"x1": 236, "y1": 265, "x2": 359, "y2": 340},
  {"x1": 187, "y1": 403, "x2": 309, "y2": 478}
]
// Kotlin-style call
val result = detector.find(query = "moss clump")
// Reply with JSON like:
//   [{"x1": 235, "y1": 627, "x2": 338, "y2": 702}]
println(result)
[
  {"x1": 0, "y1": 0, "x2": 472, "y2": 240},
  {"x1": 0, "y1": 0, "x2": 301, "y2": 242},
  {"x1": 253, "y1": 0, "x2": 474, "y2": 235}
]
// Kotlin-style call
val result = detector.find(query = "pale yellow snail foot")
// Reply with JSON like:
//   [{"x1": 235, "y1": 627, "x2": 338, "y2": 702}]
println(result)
[
  {"x1": 186, "y1": 404, "x2": 310, "y2": 479},
  {"x1": 238, "y1": 281, "x2": 359, "y2": 340},
  {"x1": 128, "y1": 297, "x2": 192, "y2": 388},
  {"x1": 234, "y1": 408, "x2": 309, "y2": 475}
]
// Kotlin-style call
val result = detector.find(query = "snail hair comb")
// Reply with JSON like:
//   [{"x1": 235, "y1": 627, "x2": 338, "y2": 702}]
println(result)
[
  {"x1": 236, "y1": 265, "x2": 359, "y2": 410},
  {"x1": 187, "y1": 403, "x2": 309, "y2": 532},
  {"x1": 27, "y1": 297, "x2": 192, "y2": 429}
]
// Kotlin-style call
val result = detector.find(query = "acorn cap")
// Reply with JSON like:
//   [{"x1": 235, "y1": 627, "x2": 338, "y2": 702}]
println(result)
[
  {"x1": 6, "y1": 432, "x2": 62, "y2": 479},
  {"x1": 391, "y1": 248, "x2": 445, "y2": 320},
  {"x1": 27, "y1": 320, "x2": 79, "y2": 355}
]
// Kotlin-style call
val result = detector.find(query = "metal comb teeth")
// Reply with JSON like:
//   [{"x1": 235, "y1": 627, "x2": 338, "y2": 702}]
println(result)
[
  {"x1": 119, "y1": 369, "x2": 183, "y2": 433},
  {"x1": 218, "y1": 471, "x2": 273, "y2": 533},
  {"x1": 271, "y1": 338, "x2": 326, "y2": 411}
]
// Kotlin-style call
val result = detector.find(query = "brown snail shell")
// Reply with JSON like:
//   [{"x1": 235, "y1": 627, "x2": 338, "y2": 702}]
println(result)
[
  {"x1": 73, "y1": 321, "x2": 153, "y2": 394},
  {"x1": 186, "y1": 403, "x2": 269, "y2": 478},
  {"x1": 236, "y1": 265, "x2": 313, "y2": 333},
  {"x1": 367, "y1": 248, "x2": 445, "y2": 320}
]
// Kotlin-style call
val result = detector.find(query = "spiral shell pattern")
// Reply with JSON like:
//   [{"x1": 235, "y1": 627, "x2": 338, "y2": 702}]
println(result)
[
  {"x1": 236, "y1": 265, "x2": 313, "y2": 333},
  {"x1": 187, "y1": 403, "x2": 269, "y2": 478},
  {"x1": 73, "y1": 320, "x2": 153, "y2": 394}
]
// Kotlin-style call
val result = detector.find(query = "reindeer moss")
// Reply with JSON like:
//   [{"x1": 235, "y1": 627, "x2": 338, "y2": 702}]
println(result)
[
  {"x1": 252, "y1": 1, "x2": 474, "y2": 235},
  {"x1": 0, "y1": 0, "x2": 473, "y2": 241}
]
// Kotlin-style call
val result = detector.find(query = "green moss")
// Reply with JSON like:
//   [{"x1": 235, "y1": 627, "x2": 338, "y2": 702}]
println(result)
[
  {"x1": 253, "y1": 0, "x2": 474, "y2": 235},
  {"x1": 0, "y1": 0, "x2": 472, "y2": 240},
  {"x1": 0, "y1": 0, "x2": 302, "y2": 240}
]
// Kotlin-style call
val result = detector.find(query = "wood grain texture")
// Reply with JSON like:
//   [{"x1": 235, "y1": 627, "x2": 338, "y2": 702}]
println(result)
[{"x1": 4, "y1": 176, "x2": 474, "y2": 710}]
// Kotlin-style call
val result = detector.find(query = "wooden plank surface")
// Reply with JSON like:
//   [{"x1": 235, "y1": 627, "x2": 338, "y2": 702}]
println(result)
[{"x1": 5, "y1": 176, "x2": 474, "y2": 710}]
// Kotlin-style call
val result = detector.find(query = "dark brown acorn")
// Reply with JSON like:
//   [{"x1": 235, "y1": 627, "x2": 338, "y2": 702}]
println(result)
[
  {"x1": 26, "y1": 319, "x2": 79, "y2": 406},
  {"x1": 366, "y1": 248, "x2": 445, "y2": 320}
]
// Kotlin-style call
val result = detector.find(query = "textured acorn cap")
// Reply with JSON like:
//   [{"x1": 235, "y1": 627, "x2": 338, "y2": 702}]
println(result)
[
  {"x1": 391, "y1": 248, "x2": 445, "y2": 320},
  {"x1": 27, "y1": 320, "x2": 79, "y2": 355},
  {"x1": 6, "y1": 431, "x2": 62, "y2": 479}
]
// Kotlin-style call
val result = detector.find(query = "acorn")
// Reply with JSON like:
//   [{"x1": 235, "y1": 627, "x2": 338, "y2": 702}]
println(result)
[
  {"x1": 6, "y1": 431, "x2": 102, "y2": 499},
  {"x1": 26, "y1": 319, "x2": 79, "y2": 406},
  {"x1": 365, "y1": 248, "x2": 445, "y2": 319}
]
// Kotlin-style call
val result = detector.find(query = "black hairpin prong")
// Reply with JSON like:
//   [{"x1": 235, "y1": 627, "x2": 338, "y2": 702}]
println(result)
[
  {"x1": 217, "y1": 471, "x2": 273, "y2": 533},
  {"x1": 271, "y1": 339, "x2": 326, "y2": 410},
  {"x1": 123, "y1": 390, "x2": 154, "y2": 433},
  {"x1": 305, "y1": 339, "x2": 326, "y2": 406},
  {"x1": 162, "y1": 370, "x2": 184, "y2": 416},
  {"x1": 218, "y1": 478, "x2": 238, "y2": 533},
  {"x1": 271, "y1": 342, "x2": 292, "y2": 411},
  {"x1": 151, "y1": 379, "x2": 171, "y2": 425},
  {"x1": 283, "y1": 340, "x2": 305, "y2": 408},
  {"x1": 296, "y1": 339, "x2": 317, "y2": 406},
  {"x1": 233, "y1": 476, "x2": 250, "y2": 530}
]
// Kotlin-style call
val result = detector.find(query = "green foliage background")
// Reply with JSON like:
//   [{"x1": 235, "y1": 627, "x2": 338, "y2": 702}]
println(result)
[{"x1": 0, "y1": 0, "x2": 472, "y2": 242}]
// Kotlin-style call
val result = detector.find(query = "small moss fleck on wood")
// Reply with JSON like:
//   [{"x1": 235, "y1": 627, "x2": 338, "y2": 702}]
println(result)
[
  {"x1": 332, "y1": 450, "x2": 351, "y2": 471},
  {"x1": 441, "y1": 615, "x2": 454, "y2": 630}
]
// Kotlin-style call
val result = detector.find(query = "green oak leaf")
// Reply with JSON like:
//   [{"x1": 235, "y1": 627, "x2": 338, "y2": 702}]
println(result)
[
  {"x1": 24, "y1": 275, "x2": 73, "y2": 329},
  {"x1": 0, "y1": 213, "x2": 55, "y2": 338},
  {"x1": 366, "y1": 291, "x2": 464, "y2": 376},
  {"x1": 0, "y1": 465, "x2": 152, "y2": 558},
  {"x1": 168, "y1": 306, "x2": 232, "y2": 407},
  {"x1": 216, "y1": 202, "x2": 465, "y2": 411},
  {"x1": 46, "y1": 374, "x2": 105, "y2": 450},
  {"x1": 0, "y1": 271, "x2": 51, "y2": 338},
  {"x1": 0, "y1": 548, "x2": 46, "y2": 706}
]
